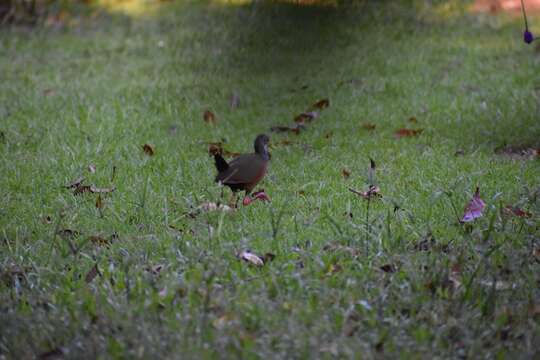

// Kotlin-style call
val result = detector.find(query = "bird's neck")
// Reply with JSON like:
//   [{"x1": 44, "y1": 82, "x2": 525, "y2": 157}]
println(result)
[{"x1": 254, "y1": 144, "x2": 269, "y2": 161}]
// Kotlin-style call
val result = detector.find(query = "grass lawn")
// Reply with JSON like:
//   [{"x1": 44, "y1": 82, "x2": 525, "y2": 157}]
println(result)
[{"x1": 1, "y1": 0, "x2": 539, "y2": 357}]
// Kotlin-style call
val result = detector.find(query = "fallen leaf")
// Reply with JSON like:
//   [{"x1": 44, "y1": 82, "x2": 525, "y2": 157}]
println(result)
[
  {"x1": 239, "y1": 250, "x2": 264, "y2": 267},
  {"x1": 312, "y1": 99, "x2": 330, "y2": 110},
  {"x1": 394, "y1": 128, "x2": 423, "y2": 139},
  {"x1": 504, "y1": 205, "x2": 532, "y2": 218},
  {"x1": 528, "y1": 302, "x2": 540, "y2": 319},
  {"x1": 379, "y1": 264, "x2": 397, "y2": 273},
  {"x1": 73, "y1": 185, "x2": 92, "y2": 195},
  {"x1": 408, "y1": 116, "x2": 418, "y2": 123},
  {"x1": 65, "y1": 177, "x2": 85, "y2": 189},
  {"x1": 494, "y1": 145, "x2": 539, "y2": 160},
  {"x1": 229, "y1": 93, "x2": 240, "y2": 109},
  {"x1": 146, "y1": 264, "x2": 164, "y2": 275},
  {"x1": 1, "y1": 265, "x2": 30, "y2": 287},
  {"x1": 361, "y1": 123, "x2": 376, "y2": 131},
  {"x1": 111, "y1": 165, "x2": 117, "y2": 182},
  {"x1": 461, "y1": 187, "x2": 486, "y2": 223},
  {"x1": 328, "y1": 263, "x2": 343, "y2": 274},
  {"x1": 38, "y1": 347, "x2": 64, "y2": 359},
  {"x1": 203, "y1": 110, "x2": 216, "y2": 124},
  {"x1": 294, "y1": 111, "x2": 318, "y2": 123},
  {"x1": 89, "y1": 235, "x2": 110, "y2": 247},
  {"x1": 322, "y1": 243, "x2": 359, "y2": 257},
  {"x1": 85, "y1": 264, "x2": 101, "y2": 283},
  {"x1": 279, "y1": 139, "x2": 294, "y2": 146},
  {"x1": 57, "y1": 229, "x2": 80, "y2": 239},
  {"x1": 142, "y1": 144, "x2": 155, "y2": 156},
  {"x1": 95, "y1": 194, "x2": 103, "y2": 209},
  {"x1": 89, "y1": 185, "x2": 115, "y2": 194},
  {"x1": 262, "y1": 253, "x2": 276, "y2": 263},
  {"x1": 270, "y1": 123, "x2": 304, "y2": 135},
  {"x1": 532, "y1": 246, "x2": 540, "y2": 261},
  {"x1": 88, "y1": 164, "x2": 96, "y2": 173},
  {"x1": 342, "y1": 168, "x2": 351, "y2": 179},
  {"x1": 349, "y1": 185, "x2": 381, "y2": 200}
]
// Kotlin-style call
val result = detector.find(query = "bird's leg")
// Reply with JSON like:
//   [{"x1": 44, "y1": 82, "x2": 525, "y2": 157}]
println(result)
[{"x1": 242, "y1": 190, "x2": 270, "y2": 206}]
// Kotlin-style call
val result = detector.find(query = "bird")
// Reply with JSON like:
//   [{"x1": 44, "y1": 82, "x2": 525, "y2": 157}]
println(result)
[{"x1": 214, "y1": 134, "x2": 271, "y2": 206}]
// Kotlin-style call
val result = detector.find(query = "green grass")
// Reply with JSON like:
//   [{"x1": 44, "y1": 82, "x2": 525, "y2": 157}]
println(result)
[{"x1": 1, "y1": 0, "x2": 539, "y2": 358}]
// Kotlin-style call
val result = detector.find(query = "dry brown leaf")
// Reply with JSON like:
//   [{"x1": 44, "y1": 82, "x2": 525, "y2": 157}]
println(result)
[
  {"x1": 294, "y1": 112, "x2": 318, "y2": 123},
  {"x1": 394, "y1": 128, "x2": 423, "y2": 139},
  {"x1": 89, "y1": 185, "x2": 115, "y2": 194},
  {"x1": 279, "y1": 139, "x2": 294, "y2": 146},
  {"x1": 239, "y1": 250, "x2": 264, "y2": 267},
  {"x1": 85, "y1": 264, "x2": 101, "y2": 283},
  {"x1": 88, "y1": 164, "x2": 96, "y2": 173},
  {"x1": 495, "y1": 145, "x2": 539, "y2": 160},
  {"x1": 361, "y1": 123, "x2": 376, "y2": 131},
  {"x1": 322, "y1": 243, "x2": 359, "y2": 257},
  {"x1": 203, "y1": 110, "x2": 216, "y2": 124},
  {"x1": 504, "y1": 205, "x2": 532, "y2": 218},
  {"x1": 95, "y1": 194, "x2": 103, "y2": 209},
  {"x1": 65, "y1": 177, "x2": 85, "y2": 189},
  {"x1": 312, "y1": 99, "x2": 330, "y2": 110},
  {"x1": 342, "y1": 168, "x2": 351, "y2": 179},
  {"x1": 38, "y1": 347, "x2": 64, "y2": 359},
  {"x1": 328, "y1": 263, "x2": 343, "y2": 274},
  {"x1": 89, "y1": 235, "x2": 110, "y2": 247},
  {"x1": 349, "y1": 185, "x2": 381, "y2": 199},
  {"x1": 408, "y1": 116, "x2": 418, "y2": 123},
  {"x1": 57, "y1": 229, "x2": 80, "y2": 239},
  {"x1": 73, "y1": 185, "x2": 92, "y2": 195},
  {"x1": 146, "y1": 264, "x2": 164, "y2": 275},
  {"x1": 379, "y1": 264, "x2": 397, "y2": 273},
  {"x1": 270, "y1": 124, "x2": 304, "y2": 135},
  {"x1": 142, "y1": 144, "x2": 155, "y2": 156},
  {"x1": 262, "y1": 253, "x2": 276, "y2": 263}
]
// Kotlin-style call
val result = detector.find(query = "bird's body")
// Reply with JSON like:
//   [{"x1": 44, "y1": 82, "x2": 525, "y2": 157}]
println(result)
[{"x1": 214, "y1": 134, "x2": 271, "y2": 206}]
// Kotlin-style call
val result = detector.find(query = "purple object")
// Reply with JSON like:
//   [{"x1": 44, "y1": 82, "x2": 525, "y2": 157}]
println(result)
[
  {"x1": 524, "y1": 30, "x2": 534, "y2": 44},
  {"x1": 461, "y1": 187, "x2": 486, "y2": 223}
]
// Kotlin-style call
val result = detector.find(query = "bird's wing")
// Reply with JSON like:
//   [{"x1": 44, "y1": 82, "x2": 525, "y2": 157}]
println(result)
[{"x1": 217, "y1": 154, "x2": 266, "y2": 185}]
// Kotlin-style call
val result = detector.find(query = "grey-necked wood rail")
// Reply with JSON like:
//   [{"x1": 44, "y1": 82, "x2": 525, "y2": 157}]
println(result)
[{"x1": 214, "y1": 134, "x2": 271, "y2": 206}]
